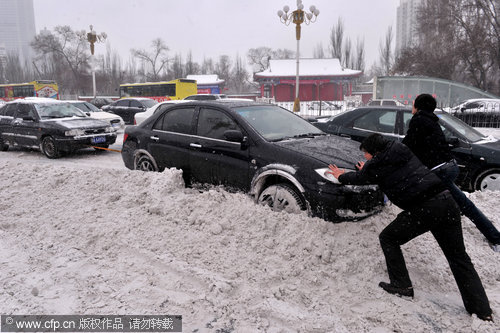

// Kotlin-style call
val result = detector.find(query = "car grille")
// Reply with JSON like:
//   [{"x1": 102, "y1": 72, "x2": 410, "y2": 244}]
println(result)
[{"x1": 84, "y1": 128, "x2": 106, "y2": 135}]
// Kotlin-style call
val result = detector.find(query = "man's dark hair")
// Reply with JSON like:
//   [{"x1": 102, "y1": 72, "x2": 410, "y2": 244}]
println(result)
[
  {"x1": 360, "y1": 133, "x2": 388, "y2": 155},
  {"x1": 414, "y1": 93, "x2": 436, "y2": 112}
]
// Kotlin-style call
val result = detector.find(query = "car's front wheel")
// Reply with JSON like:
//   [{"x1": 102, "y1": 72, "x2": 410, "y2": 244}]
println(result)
[
  {"x1": 135, "y1": 154, "x2": 158, "y2": 172},
  {"x1": 0, "y1": 137, "x2": 8, "y2": 151},
  {"x1": 41, "y1": 136, "x2": 60, "y2": 159},
  {"x1": 474, "y1": 168, "x2": 500, "y2": 192},
  {"x1": 258, "y1": 183, "x2": 306, "y2": 213}
]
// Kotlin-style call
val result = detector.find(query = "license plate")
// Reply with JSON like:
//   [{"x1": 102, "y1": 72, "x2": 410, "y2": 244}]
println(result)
[{"x1": 91, "y1": 136, "x2": 106, "y2": 144}]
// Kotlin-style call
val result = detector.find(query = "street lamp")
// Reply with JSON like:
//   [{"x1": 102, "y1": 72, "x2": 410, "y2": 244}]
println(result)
[
  {"x1": 278, "y1": 1, "x2": 319, "y2": 112},
  {"x1": 87, "y1": 25, "x2": 107, "y2": 98}
]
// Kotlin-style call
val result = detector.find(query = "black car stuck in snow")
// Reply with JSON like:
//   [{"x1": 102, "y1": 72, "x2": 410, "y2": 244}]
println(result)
[
  {"x1": 0, "y1": 98, "x2": 117, "y2": 158},
  {"x1": 121, "y1": 100, "x2": 384, "y2": 222}
]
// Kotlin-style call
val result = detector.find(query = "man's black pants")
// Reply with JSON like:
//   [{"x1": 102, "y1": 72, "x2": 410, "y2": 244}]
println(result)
[{"x1": 379, "y1": 191, "x2": 492, "y2": 317}]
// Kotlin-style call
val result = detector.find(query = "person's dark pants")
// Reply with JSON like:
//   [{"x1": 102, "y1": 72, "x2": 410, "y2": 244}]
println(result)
[
  {"x1": 379, "y1": 191, "x2": 492, "y2": 317},
  {"x1": 434, "y1": 160, "x2": 500, "y2": 245}
]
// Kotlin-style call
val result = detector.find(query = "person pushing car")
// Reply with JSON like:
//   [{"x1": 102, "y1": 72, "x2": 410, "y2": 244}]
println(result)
[{"x1": 327, "y1": 133, "x2": 492, "y2": 321}]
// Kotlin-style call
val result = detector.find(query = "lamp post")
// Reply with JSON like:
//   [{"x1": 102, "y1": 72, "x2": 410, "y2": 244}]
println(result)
[
  {"x1": 87, "y1": 25, "x2": 107, "y2": 98},
  {"x1": 278, "y1": 0, "x2": 319, "y2": 112}
]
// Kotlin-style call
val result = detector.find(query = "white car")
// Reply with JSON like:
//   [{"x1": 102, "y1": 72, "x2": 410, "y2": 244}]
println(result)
[
  {"x1": 66, "y1": 100, "x2": 125, "y2": 131},
  {"x1": 134, "y1": 100, "x2": 188, "y2": 125}
]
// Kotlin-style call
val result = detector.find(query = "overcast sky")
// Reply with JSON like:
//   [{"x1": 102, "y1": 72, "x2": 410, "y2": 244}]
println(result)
[{"x1": 34, "y1": 0, "x2": 400, "y2": 70}]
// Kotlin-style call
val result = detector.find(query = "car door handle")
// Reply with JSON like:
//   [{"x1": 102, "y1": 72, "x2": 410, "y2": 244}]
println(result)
[
  {"x1": 190, "y1": 143, "x2": 202, "y2": 148},
  {"x1": 150, "y1": 136, "x2": 159, "y2": 141}
]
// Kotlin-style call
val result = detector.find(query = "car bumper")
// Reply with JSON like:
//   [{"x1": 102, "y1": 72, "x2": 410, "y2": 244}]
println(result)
[
  {"x1": 303, "y1": 181, "x2": 384, "y2": 222},
  {"x1": 54, "y1": 133, "x2": 117, "y2": 151}
]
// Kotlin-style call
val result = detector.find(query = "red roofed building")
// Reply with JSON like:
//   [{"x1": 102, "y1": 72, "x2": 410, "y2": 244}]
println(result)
[{"x1": 254, "y1": 58, "x2": 362, "y2": 102}]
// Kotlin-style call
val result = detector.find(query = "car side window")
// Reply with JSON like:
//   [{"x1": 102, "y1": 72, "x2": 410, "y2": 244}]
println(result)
[
  {"x1": 130, "y1": 100, "x2": 141, "y2": 108},
  {"x1": 15, "y1": 104, "x2": 34, "y2": 119},
  {"x1": 353, "y1": 109, "x2": 396, "y2": 133},
  {"x1": 197, "y1": 108, "x2": 239, "y2": 140},
  {"x1": 2, "y1": 104, "x2": 17, "y2": 117},
  {"x1": 153, "y1": 107, "x2": 195, "y2": 134},
  {"x1": 403, "y1": 112, "x2": 413, "y2": 134},
  {"x1": 116, "y1": 100, "x2": 129, "y2": 107}
]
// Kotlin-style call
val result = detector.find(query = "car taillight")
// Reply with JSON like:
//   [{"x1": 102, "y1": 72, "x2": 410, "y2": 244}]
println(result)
[
  {"x1": 123, "y1": 133, "x2": 128, "y2": 143},
  {"x1": 133, "y1": 118, "x2": 136, "y2": 125}
]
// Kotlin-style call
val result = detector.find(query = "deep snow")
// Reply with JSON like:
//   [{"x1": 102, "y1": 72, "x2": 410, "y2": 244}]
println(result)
[{"x1": 0, "y1": 130, "x2": 499, "y2": 332}]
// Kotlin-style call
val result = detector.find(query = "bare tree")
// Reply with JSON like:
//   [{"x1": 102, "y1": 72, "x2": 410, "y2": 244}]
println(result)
[
  {"x1": 313, "y1": 42, "x2": 325, "y2": 59},
  {"x1": 214, "y1": 55, "x2": 231, "y2": 84},
  {"x1": 379, "y1": 26, "x2": 393, "y2": 75},
  {"x1": 247, "y1": 47, "x2": 273, "y2": 72},
  {"x1": 344, "y1": 37, "x2": 353, "y2": 68},
  {"x1": 354, "y1": 37, "x2": 365, "y2": 71},
  {"x1": 329, "y1": 17, "x2": 344, "y2": 65},
  {"x1": 31, "y1": 25, "x2": 90, "y2": 94},
  {"x1": 201, "y1": 57, "x2": 214, "y2": 74},
  {"x1": 230, "y1": 54, "x2": 250, "y2": 93},
  {"x1": 131, "y1": 38, "x2": 169, "y2": 81}
]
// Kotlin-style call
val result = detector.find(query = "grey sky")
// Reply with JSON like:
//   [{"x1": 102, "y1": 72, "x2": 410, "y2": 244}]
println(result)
[{"x1": 34, "y1": 0, "x2": 400, "y2": 70}]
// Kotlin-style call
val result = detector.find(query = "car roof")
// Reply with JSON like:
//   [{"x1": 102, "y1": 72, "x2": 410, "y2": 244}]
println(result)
[{"x1": 5, "y1": 97, "x2": 63, "y2": 104}]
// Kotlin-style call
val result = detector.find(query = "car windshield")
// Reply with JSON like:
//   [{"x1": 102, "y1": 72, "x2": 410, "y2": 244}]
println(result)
[
  {"x1": 234, "y1": 105, "x2": 324, "y2": 141},
  {"x1": 437, "y1": 112, "x2": 486, "y2": 142},
  {"x1": 72, "y1": 102, "x2": 101, "y2": 112},
  {"x1": 141, "y1": 100, "x2": 158, "y2": 108},
  {"x1": 35, "y1": 103, "x2": 87, "y2": 119}
]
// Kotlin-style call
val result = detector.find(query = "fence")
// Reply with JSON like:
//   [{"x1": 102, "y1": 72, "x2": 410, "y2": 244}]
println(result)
[
  {"x1": 256, "y1": 98, "x2": 348, "y2": 118},
  {"x1": 450, "y1": 100, "x2": 500, "y2": 128}
]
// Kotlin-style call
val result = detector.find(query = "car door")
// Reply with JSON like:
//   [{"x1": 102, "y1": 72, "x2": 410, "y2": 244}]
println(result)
[
  {"x1": 128, "y1": 100, "x2": 146, "y2": 124},
  {"x1": 147, "y1": 106, "x2": 196, "y2": 177},
  {"x1": 11, "y1": 103, "x2": 40, "y2": 148},
  {"x1": 343, "y1": 108, "x2": 399, "y2": 143},
  {"x1": 190, "y1": 107, "x2": 250, "y2": 190},
  {"x1": 0, "y1": 104, "x2": 18, "y2": 145}
]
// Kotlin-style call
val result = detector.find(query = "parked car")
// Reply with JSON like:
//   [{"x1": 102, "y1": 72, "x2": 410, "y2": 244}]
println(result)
[
  {"x1": 121, "y1": 101, "x2": 384, "y2": 222},
  {"x1": 66, "y1": 100, "x2": 124, "y2": 130},
  {"x1": 184, "y1": 94, "x2": 227, "y2": 100},
  {"x1": 102, "y1": 98, "x2": 157, "y2": 125},
  {"x1": 89, "y1": 97, "x2": 115, "y2": 109},
  {"x1": 308, "y1": 101, "x2": 342, "y2": 111},
  {"x1": 451, "y1": 98, "x2": 500, "y2": 127},
  {"x1": 312, "y1": 106, "x2": 500, "y2": 192},
  {"x1": 134, "y1": 100, "x2": 188, "y2": 125},
  {"x1": 0, "y1": 97, "x2": 116, "y2": 158},
  {"x1": 367, "y1": 99, "x2": 406, "y2": 107}
]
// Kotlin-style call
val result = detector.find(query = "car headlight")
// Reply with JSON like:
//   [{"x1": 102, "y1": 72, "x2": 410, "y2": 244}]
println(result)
[
  {"x1": 65, "y1": 129, "x2": 85, "y2": 136},
  {"x1": 315, "y1": 168, "x2": 355, "y2": 184},
  {"x1": 104, "y1": 126, "x2": 114, "y2": 133}
]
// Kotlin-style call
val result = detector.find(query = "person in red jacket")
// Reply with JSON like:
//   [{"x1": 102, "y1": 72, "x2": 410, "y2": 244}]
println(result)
[{"x1": 327, "y1": 133, "x2": 492, "y2": 321}]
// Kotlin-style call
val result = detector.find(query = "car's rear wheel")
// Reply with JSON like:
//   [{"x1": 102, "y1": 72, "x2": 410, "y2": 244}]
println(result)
[
  {"x1": 258, "y1": 183, "x2": 306, "y2": 213},
  {"x1": 135, "y1": 154, "x2": 158, "y2": 172},
  {"x1": 41, "y1": 136, "x2": 60, "y2": 159},
  {"x1": 474, "y1": 168, "x2": 500, "y2": 192}
]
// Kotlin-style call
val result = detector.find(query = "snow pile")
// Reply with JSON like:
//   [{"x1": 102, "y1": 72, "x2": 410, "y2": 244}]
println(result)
[{"x1": 0, "y1": 159, "x2": 499, "y2": 332}]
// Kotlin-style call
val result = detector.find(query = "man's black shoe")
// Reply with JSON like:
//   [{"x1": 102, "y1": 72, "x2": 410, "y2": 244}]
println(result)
[{"x1": 379, "y1": 281, "x2": 414, "y2": 298}]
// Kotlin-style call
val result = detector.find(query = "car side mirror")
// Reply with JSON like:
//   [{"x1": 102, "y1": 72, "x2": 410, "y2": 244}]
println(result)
[
  {"x1": 446, "y1": 136, "x2": 460, "y2": 148},
  {"x1": 224, "y1": 130, "x2": 244, "y2": 142},
  {"x1": 86, "y1": 112, "x2": 91, "y2": 116}
]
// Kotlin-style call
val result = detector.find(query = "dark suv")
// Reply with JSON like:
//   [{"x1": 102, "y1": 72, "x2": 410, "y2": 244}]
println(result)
[
  {"x1": 0, "y1": 98, "x2": 116, "y2": 158},
  {"x1": 121, "y1": 101, "x2": 384, "y2": 222},
  {"x1": 102, "y1": 98, "x2": 157, "y2": 124}
]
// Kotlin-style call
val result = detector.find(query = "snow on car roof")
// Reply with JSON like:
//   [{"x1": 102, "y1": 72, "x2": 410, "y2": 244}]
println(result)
[{"x1": 6, "y1": 97, "x2": 64, "y2": 104}]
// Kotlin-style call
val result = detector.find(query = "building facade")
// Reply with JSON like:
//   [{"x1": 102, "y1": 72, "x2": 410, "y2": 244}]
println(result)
[
  {"x1": 254, "y1": 58, "x2": 361, "y2": 102},
  {"x1": 186, "y1": 74, "x2": 225, "y2": 94},
  {"x1": 0, "y1": 0, "x2": 36, "y2": 66},
  {"x1": 396, "y1": 0, "x2": 422, "y2": 54}
]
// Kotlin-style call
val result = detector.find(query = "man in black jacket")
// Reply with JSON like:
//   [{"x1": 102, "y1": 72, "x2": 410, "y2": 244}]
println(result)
[
  {"x1": 402, "y1": 93, "x2": 500, "y2": 252},
  {"x1": 327, "y1": 134, "x2": 492, "y2": 321}
]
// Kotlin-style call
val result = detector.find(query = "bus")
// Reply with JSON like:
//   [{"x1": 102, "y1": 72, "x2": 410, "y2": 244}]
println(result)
[
  {"x1": 0, "y1": 80, "x2": 59, "y2": 101},
  {"x1": 119, "y1": 78, "x2": 197, "y2": 102}
]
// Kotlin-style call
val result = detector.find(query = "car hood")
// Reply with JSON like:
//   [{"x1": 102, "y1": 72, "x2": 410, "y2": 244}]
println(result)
[
  {"x1": 43, "y1": 117, "x2": 109, "y2": 129},
  {"x1": 274, "y1": 135, "x2": 363, "y2": 167},
  {"x1": 470, "y1": 137, "x2": 500, "y2": 163}
]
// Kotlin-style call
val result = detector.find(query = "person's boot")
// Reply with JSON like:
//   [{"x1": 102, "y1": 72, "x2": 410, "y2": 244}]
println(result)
[{"x1": 379, "y1": 281, "x2": 414, "y2": 298}]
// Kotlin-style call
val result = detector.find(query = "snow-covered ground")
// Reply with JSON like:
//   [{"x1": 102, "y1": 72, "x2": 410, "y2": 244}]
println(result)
[{"x1": 0, "y1": 129, "x2": 499, "y2": 332}]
